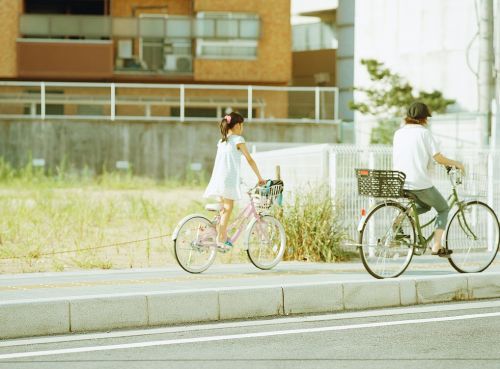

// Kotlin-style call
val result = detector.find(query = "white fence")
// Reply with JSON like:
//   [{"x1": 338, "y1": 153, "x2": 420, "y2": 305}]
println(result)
[
  {"x1": 242, "y1": 144, "x2": 499, "y2": 240},
  {"x1": 0, "y1": 81, "x2": 339, "y2": 124}
]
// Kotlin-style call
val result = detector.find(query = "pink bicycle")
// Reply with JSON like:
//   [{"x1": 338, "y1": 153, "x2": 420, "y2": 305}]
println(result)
[{"x1": 172, "y1": 180, "x2": 286, "y2": 273}]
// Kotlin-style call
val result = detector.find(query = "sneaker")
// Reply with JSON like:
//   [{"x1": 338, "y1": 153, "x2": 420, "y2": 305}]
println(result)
[
  {"x1": 216, "y1": 240, "x2": 234, "y2": 251},
  {"x1": 431, "y1": 248, "x2": 453, "y2": 258}
]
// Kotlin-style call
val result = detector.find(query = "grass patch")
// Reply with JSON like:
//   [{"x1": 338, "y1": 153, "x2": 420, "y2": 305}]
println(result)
[
  {"x1": 0, "y1": 163, "x2": 354, "y2": 273},
  {"x1": 0, "y1": 162, "x2": 209, "y2": 273}
]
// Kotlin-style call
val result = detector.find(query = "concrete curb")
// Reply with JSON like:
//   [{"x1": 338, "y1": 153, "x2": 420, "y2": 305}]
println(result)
[{"x1": 2, "y1": 273, "x2": 500, "y2": 339}]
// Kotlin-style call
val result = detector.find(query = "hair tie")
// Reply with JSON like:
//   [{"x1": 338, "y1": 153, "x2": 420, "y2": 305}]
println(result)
[{"x1": 224, "y1": 115, "x2": 231, "y2": 124}]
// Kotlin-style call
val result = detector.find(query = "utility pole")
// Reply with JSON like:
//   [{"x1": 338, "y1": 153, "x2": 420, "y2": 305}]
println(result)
[
  {"x1": 494, "y1": 0, "x2": 500, "y2": 148},
  {"x1": 478, "y1": 0, "x2": 494, "y2": 147}
]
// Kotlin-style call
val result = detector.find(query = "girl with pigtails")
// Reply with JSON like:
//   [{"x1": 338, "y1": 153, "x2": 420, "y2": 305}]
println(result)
[{"x1": 203, "y1": 112, "x2": 266, "y2": 249}]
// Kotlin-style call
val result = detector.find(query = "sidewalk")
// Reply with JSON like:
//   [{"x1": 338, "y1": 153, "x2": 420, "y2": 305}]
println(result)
[{"x1": 1, "y1": 258, "x2": 500, "y2": 340}]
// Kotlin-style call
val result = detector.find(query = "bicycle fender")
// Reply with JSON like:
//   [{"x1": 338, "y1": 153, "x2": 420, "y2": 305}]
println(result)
[
  {"x1": 171, "y1": 214, "x2": 211, "y2": 241},
  {"x1": 357, "y1": 215, "x2": 367, "y2": 232}
]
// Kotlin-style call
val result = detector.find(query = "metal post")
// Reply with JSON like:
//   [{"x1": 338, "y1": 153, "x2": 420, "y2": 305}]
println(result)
[
  {"x1": 478, "y1": 0, "x2": 494, "y2": 146},
  {"x1": 40, "y1": 82, "x2": 45, "y2": 120},
  {"x1": 494, "y1": 0, "x2": 500, "y2": 148},
  {"x1": 329, "y1": 148, "x2": 337, "y2": 199},
  {"x1": 315, "y1": 86, "x2": 320, "y2": 121},
  {"x1": 488, "y1": 151, "x2": 494, "y2": 250},
  {"x1": 334, "y1": 87, "x2": 339, "y2": 121},
  {"x1": 110, "y1": 83, "x2": 115, "y2": 121},
  {"x1": 247, "y1": 85, "x2": 253, "y2": 121},
  {"x1": 180, "y1": 84, "x2": 185, "y2": 122}
]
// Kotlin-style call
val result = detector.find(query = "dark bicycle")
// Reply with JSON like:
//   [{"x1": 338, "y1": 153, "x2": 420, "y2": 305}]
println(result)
[{"x1": 355, "y1": 167, "x2": 500, "y2": 279}]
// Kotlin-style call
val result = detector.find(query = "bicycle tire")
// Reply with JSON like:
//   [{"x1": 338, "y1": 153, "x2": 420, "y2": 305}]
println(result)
[
  {"x1": 358, "y1": 201, "x2": 416, "y2": 279},
  {"x1": 246, "y1": 215, "x2": 286, "y2": 270},
  {"x1": 445, "y1": 200, "x2": 500, "y2": 273},
  {"x1": 173, "y1": 215, "x2": 217, "y2": 274}
]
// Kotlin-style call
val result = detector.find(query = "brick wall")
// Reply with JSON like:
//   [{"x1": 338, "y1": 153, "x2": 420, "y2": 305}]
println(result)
[
  {"x1": 0, "y1": 0, "x2": 21, "y2": 78},
  {"x1": 194, "y1": 0, "x2": 291, "y2": 84}
]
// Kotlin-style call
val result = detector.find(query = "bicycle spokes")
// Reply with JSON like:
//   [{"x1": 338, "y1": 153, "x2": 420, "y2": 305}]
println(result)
[
  {"x1": 359, "y1": 203, "x2": 415, "y2": 279},
  {"x1": 174, "y1": 216, "x2": 217, "y2": 273},
  {"x1": 446, "y1": 201, "x2": 499, "y2": 273},
  {"x1": 246, "y1": 215, "x2": 285, "y2": 270}
]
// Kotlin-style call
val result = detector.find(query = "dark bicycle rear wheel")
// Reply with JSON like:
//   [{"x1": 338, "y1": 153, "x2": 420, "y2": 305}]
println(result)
[{"x1": 358, "y1": 201, "x2": 416, "y2": 279}]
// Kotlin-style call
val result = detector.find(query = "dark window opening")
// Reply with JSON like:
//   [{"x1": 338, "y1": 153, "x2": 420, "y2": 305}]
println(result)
[
  {"x1": 24, "y1": 0, "x2": 108, "y2": 15},
  {"x1": 23, "y1": 90, "x2": 65, "y2": 116},
  {"x1": 170, "y1": 108, "x2": 256, "y2": 119},
  {"x1": 171, "y1": 107, "x2": 218, "y2": 118}
]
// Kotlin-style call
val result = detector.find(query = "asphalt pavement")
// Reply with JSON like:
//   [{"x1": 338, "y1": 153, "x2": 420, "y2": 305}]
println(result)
[
  {"x1": 1, "y1": 299, "x2": 499, "y2": 369},
  {"x1": 2, "y1": 257, "x2": 498, "y2": 302}
]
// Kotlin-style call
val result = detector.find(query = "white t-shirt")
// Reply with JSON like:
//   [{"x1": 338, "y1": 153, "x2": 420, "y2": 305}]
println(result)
[
  {"x1": 393, "y1": 124, "x2": 440, "y2": 190},
  {"x1": 204, "y1": 134, "x2": 245, "y2": 200}
]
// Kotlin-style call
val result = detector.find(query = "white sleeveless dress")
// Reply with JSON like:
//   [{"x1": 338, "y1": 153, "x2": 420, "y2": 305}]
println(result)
[{"x1": 203, "y1": 135, "x2": 245, "y2": 200}]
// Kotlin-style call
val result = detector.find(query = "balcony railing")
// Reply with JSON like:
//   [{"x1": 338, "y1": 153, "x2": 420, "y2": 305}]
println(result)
[
  {"x1": 0, "y1": 82, "x2": 339, "y2": 123},
  {"x1": 292, "y1": 22, "x2": 337, "y2": 51},
  {"x1": 19, "y1": 14, "x2": 261, "y2": 40}
]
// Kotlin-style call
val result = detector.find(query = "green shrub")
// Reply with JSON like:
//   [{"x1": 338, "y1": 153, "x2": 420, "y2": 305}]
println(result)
[{"x1": 278, "y1": 186, "x2": 351, "y2": 262}]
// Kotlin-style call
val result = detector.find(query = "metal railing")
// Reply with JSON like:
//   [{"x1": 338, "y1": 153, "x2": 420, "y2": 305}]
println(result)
[
  {"x1": 0, "y1": 81, "x2": 339, "y2": 123},
  {"x1": 19, "y1": 14, "x2": 261, "y2": 40}
]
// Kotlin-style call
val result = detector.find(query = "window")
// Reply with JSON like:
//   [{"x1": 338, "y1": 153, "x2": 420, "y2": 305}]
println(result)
[
  {"x1": 195, "y1": 12, "x2": 260, "y2": 60},
  {"x1": 292, "y1": 22, "x2": 337, "y2": 51},
  {"x1": 197, "y1": 39, "x2": 257, "y2": 59},
  {"x1": 134, "y1": 15, "x2": 193, "y2": 74},
  {"x1": 142, "y1": 39, "x2": 164, "y2": 71},
  {"x1": 171, "y1": 107, "x2": 217, "y2": 118},
  {"x1": 23, "y1": 90, "x2": 64, "y2": 116}
]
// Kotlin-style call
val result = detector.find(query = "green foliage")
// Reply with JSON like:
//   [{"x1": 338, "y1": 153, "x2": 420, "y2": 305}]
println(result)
[
  {"x1": 369, "y1": 119, "x2": 400, "y2": 145},
  {"x1": 278, "y1": 186, "x2": 352, "y2": 262},
  {"x1": 350, "y1": 59, "x2": 455, "y2": 144}
]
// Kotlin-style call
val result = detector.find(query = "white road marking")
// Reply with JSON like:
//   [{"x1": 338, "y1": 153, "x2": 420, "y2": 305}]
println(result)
[
  {"x1": 1, "y1": 311, "x2": 500, "y2": 360},
  {"x1": 2, "y1": 299, "x2": 500, "y2": 348}
]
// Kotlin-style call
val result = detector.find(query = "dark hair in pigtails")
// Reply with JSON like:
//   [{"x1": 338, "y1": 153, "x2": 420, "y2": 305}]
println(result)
[{"x1": 220, "y1": 112, "x2": 244, "y2": 142}]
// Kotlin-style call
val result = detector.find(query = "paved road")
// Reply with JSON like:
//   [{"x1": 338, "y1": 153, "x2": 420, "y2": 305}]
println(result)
[
  {"x1": 1, "y1": 299, "x2": 499, "y2": 368},
  {"x1": 2, "y1": 257, "x2": 500, "y2": 302}
]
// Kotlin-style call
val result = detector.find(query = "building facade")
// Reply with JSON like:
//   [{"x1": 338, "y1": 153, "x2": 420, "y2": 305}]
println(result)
[{"x1": 0, "y1": 0, "x2": 291, "y2": 85}]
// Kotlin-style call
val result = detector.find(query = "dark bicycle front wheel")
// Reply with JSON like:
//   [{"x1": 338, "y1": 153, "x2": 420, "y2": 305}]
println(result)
[
  {"x1": 446, "y1": 201, "x2": 500, "y2": 273},
  {"x1": 358, "y1": 201, "x2": 416, "y2": 279},
  {"x1": 246, "y1": 215, "x2": 286, "y2": 270}
]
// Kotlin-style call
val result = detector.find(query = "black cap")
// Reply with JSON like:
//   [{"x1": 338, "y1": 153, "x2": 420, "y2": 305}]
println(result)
[{"x1": 407, "y1": 102, "x2": 432, "y2": 119}]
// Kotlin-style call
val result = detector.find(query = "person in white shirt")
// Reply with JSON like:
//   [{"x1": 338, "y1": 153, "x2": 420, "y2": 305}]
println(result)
[
  {"x1": 393, "y1": 102, "x2": 464, "y2": 257},
  {"x1": 204, "y1": 112, "x2": 265, "y2": 249}
]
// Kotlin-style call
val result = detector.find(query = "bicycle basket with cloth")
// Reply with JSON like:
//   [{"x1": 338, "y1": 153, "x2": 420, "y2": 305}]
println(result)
[
  {"x1": 251, "y1": 179, "x2": 284, "y2": 212},
  {"x1": 355, "y1": 169, "x2": 406, "y2": 198}
]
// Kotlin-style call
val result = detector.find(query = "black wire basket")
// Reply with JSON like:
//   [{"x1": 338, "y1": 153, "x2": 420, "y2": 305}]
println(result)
[{"x1": 355, "y1": 169, "x2": 406, "y2": 198}]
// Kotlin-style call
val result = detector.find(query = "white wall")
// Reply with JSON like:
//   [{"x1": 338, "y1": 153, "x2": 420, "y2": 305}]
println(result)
[
  {"x1": 292, "y1": 1, "x2": 480, "y2": 125},
  {"x1": 354, "y1": 0, "x2": 479, "y2": 117},
  {"x1": 354, "y1": 113, "x2": 485, "y2": 150}
]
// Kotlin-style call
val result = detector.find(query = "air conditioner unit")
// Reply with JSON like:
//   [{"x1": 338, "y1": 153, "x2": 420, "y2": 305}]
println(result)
[
  {"x1": 164, "y1": 55, "x2": 192, "y2": 72},
  {"x1": 118, "y1": 39, "x2": 133, "y2": 59}
]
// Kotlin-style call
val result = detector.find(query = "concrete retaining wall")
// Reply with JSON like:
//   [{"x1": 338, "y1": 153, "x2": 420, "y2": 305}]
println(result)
[{"x1": 0, "y1": 119, "x2": 339, "y2": 179}]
